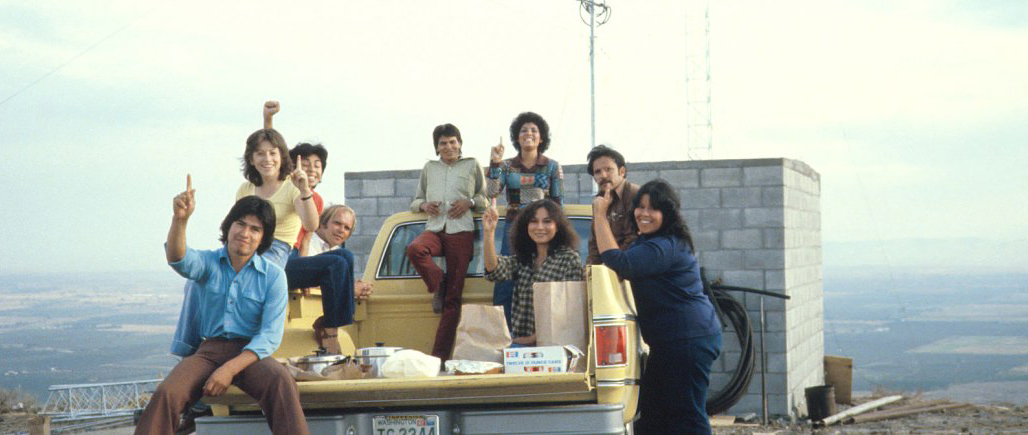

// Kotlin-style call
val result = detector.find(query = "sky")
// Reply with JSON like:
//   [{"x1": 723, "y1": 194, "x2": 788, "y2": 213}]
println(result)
[{"x1": 0, "y1": 0, "x2": 1025, "y2": 274}]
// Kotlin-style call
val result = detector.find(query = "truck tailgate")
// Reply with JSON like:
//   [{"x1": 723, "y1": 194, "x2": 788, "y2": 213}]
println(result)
[{"x1": 205, "y1": 372, "x2": 595, "y2": 412}]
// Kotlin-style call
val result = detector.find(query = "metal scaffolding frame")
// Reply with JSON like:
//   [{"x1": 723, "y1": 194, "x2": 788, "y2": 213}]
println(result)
[{"x1": 42, "y1": 379, "x2": 161, "y2": 422}]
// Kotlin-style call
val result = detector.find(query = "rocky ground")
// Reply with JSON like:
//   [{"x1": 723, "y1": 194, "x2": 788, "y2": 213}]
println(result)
[{"x1": 714, "y1": 394, "x2": 1028, "y2": 434}]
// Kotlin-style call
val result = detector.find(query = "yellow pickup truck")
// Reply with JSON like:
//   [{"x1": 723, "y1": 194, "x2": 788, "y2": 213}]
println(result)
[{"x1": 200, "y1": 205, "x2": 645, "y2": 434}]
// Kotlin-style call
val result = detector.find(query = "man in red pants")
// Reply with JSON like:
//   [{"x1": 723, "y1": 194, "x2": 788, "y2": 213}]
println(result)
[{"x1": 406, "y1": 123, "x2": 487, "y2": 362}]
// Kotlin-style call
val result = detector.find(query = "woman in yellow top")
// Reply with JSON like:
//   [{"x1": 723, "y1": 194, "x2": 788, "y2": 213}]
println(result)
[{"x1": 235, "y1": 128, "x2": 319, "y2": 268}]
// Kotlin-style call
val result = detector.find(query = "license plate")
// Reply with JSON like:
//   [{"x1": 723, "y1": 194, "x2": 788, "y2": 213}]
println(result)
[{"x1": 372, "y1": 414, "x2": 439, "y2": 435}]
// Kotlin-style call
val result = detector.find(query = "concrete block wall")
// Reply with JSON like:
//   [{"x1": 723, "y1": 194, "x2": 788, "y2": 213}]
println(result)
[{"x1": 343, "y1": 158, "x2": 823, "y2": 418}]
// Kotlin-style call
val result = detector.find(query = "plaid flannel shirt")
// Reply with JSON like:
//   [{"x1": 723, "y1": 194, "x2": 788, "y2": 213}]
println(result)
[{"x1": 485, "y1": 246, "x2": 583, "y2": 338}]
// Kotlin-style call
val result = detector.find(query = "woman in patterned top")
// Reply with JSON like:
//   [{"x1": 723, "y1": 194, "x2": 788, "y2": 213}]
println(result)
[
  {"x1": 482, "y1": 199, "x2": 582, "y2": 346},
  {"x1": 486, "y1": 112, "x2": 565, "y2": 325}
]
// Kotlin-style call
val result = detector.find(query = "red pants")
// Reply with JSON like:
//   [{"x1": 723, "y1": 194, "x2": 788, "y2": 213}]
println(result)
[
  {"x1": 406, "y1": 230, "x2": 474, "y2": 361},
  {"x1": 135, "y1": 338, "x2": 309, "y2": 435}
]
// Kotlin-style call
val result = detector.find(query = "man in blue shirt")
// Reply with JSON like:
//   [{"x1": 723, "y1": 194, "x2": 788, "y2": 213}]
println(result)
[{"x1": 136, "y1": 176, "x2": 309, "y2": 435}]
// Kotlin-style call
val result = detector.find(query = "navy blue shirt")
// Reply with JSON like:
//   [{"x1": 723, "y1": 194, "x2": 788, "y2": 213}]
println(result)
[{"x1": 600, "y1": 233, "x2": 720, "y2": 344}]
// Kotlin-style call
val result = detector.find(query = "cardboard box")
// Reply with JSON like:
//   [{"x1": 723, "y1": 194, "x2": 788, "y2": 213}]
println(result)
[{"x1": 503, "y1": 345, "x2": 583, "y2": 373}]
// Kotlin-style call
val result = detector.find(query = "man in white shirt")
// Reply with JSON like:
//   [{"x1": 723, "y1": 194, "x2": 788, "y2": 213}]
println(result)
[{"x1": 284, "y1": 204, "x2": 371, "y2": 353}]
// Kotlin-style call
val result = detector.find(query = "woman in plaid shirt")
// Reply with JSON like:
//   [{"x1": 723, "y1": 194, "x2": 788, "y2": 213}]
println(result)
[{"x1": 482, "y1": 199, "x2": 582, "y2": 346}]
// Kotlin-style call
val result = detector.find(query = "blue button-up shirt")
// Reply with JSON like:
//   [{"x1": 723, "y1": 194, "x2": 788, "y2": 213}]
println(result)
[
  {"x1": 168, "y1": 246, "x2": 287, "y2": 359},
  {"x1": 601, "y1": 234, "x2": 720, "y2": 344}
]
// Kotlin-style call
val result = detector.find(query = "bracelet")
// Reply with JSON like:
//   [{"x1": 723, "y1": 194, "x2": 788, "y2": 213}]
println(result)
[{"x1": 301, "y1": 194, "x2": 313, "y2": 201}]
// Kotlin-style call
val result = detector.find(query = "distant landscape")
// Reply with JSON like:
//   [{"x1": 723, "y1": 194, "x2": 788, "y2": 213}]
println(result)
[
  {"x1": 0, "y1": 271, "x2": 182, "y2": 402},
  {"x1": 1, "y1": 244, "x2": 1026, "y2": 405},
  {"x1": 823, "y1": 268, "x2": 1028, "y2": 399}
]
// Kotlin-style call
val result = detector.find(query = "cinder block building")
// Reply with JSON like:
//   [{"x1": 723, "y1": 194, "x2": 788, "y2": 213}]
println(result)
[{"x1": 343, "y1": 158, "x2": 823, "y2": 417}]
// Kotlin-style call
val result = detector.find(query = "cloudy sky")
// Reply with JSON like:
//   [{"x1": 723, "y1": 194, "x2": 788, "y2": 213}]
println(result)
[{"x1": 1, "y1": 0, "x2": 1025, "y2": 274}]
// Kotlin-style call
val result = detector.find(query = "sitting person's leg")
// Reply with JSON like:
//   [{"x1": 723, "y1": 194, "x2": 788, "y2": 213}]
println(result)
[
  {"x1": 134, "y1": 342, "x2": 222, "y2": 435},
  {"x1": 406, "y1": 230, "x2": 444, "y2": 294},
  {"x1": 317, "y1": 250, "x2": 356, "y2": 328},
  {"x1": 407, "y1": 230, "x2": 449, "y2": 313},
  {"x1": 285, "y1": 253, "x2": 354, "y2": 354},
  {"x1": 431, "y1": 231, "x2": 474, "y2": 361},
  {"x1": 234, "y1": 355, "x2": 309, "y2": 435}
]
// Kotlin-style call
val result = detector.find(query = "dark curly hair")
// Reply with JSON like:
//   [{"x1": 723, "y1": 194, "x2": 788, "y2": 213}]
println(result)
[
  {"x1": 219, "y1": 196, "x2": 277, "y2": 255},
  {"x1": 510, "y1": 199, "x2": 578, "y2": 266},
  {"x1": 509, "y1": 111, "x2": 551, "y2": 154},
  {"x1": 632, "y1": 179, "x2": 695, "y2": 252},
  {"x1": 242, "y1": 128, "x2": 293, "y2": 186},
  {"x1": 289, "y1": 142, "x2": 328, "y2": 172}
]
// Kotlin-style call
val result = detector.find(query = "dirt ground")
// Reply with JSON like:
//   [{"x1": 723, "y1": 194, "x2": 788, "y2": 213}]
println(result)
[{"x1": 713, "y1": 394, "x2": 1028, "y2": 434}]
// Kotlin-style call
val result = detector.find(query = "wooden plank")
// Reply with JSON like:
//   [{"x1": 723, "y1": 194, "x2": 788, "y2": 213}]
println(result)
[
  {"x1": 849, "y1": 402, "x2": 969, "y2": 424},
  {"x1": 819, "y1": 395, "x2": 903, "y2": 426}
]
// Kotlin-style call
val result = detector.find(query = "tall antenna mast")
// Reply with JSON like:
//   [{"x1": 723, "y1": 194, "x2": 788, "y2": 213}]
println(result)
[
  {"x1": 578, "y1": 0, "x2": 611, "y2": 152},
  {"x1": 685, "y1": 1, "x2": 713, "y2": 160}
]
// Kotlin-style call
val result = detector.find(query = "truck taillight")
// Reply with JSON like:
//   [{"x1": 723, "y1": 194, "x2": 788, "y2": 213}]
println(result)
[{"x1": 594, "y1": 325, "x2": 627, "y2": 367}]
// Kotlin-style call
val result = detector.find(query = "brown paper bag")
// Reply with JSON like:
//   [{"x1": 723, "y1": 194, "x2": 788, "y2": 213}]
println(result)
[
  {"x1": 533, "y1": 281, "x2": 588, "y2": 353},
  {"x1": 451, "y1": 304, "x2": 512, "y2": 363}
]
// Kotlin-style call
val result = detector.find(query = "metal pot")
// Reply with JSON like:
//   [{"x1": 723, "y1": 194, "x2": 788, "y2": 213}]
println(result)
[
  {"x1": 356, "y1": 344, "x2": 403, "y2": 378},
  {"x1": 295, "y1": 354, "x2": 348, "y2": 375}
]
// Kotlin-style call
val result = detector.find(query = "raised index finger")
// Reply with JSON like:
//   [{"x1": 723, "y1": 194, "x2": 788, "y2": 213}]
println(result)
[{"x1": 186, "y1": 174, "x2": 192, "y2": 192}]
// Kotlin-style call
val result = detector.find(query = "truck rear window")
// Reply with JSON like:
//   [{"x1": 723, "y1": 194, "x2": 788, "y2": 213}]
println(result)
[{"x1": 377, "y1": 217, "x2": 593, "y2": 279}]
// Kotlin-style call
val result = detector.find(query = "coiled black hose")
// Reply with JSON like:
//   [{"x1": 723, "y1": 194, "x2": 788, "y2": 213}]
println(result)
[{"x1": 704, "y1": 287, "x2": 755, "y2": 415}]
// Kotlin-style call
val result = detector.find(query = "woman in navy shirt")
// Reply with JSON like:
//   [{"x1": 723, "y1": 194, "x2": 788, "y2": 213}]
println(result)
[{"x1": 593, "y1": 179, "x2": 721, "y2": 435}]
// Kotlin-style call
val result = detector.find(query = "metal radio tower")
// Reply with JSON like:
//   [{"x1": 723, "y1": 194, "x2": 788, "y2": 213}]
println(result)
[
  {"x1": 685, "y1": 1, "x2": 713, "y2": 160},
  {"x1": 577, "y1": 0, "x2": 612, "y2": 152}
]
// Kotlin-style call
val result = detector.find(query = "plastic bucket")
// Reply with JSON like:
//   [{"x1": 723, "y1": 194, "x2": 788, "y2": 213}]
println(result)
[{"x1": 805, "y1": 385, "x2": 837, "y2": 421}]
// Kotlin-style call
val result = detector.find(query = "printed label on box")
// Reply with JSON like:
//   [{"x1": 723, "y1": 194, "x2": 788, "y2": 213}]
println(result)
[{"x1": 503, "y1": 346, "x2": 571, "y2": 373}]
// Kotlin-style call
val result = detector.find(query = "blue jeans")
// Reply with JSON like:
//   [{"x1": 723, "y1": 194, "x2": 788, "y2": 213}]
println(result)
[
  {"x1": 260, "y1": 239, "x2": 292, "y2": 270},
  {"x1": 636, "y1": 332, "x2": 722, "y2": 435},
  {"x1": 492, "y1": 221, "x2": 515, "y2": 328},
  {"x1": 284, "y1": 248, "x2": 356, "y2": 328}
]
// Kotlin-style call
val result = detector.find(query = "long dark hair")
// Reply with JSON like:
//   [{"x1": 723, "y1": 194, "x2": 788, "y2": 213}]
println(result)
[
  {"x1": 632, "y1": 179, "x2": 695, "y2": 252},
  {"x1": 510, "y1": 199, "x2": 578, "y2": 266},
  {"x1": 219, "y1": 196, "x2": 277, "y2": 254}
]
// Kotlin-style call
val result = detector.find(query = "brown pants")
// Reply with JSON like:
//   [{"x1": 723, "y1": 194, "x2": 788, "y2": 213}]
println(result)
[
  {"x1": 135, "y1": 338, "x2": 309, "y2": 435},
  {"x1": 406, "y1": 230, "x2": 474, "y2": 361}
]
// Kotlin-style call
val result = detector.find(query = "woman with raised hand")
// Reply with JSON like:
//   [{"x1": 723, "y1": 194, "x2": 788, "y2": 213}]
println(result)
[
  {"x1": 170, "y1": 125, "x2": 319, "y2": 358},
  {"x1": 486, "y1": 111, "x2": 564, "y2": 324},
  {"x1": 482, "y1": 199, "x2": 581, "y2": 346},
  {"x1": 593, "y1": 179, "x2": 722, "y2": 434},
  {"x1": 236, "y1": 128, "x2": 319, "y2": 268}
]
